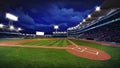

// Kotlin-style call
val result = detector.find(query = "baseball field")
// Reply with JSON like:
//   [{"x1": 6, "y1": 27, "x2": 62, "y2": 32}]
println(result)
[{"x1": 0, "y1": 38, "x2": 120, "y2": 68}]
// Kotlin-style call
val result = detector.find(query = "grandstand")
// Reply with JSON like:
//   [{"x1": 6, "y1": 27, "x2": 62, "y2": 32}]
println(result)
[
  {"x1": 53, "y1": 32, "x2": 67, "y2": 38},
  {"x1": 0, "y1": 24, "x2": 23, "y2": 39},
  {"x1": 67, "y1": 1, "x2": 120, "y2": 43}
]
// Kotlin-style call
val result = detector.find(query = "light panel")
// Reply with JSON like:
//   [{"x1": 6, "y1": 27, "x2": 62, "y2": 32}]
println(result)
[
  {"x1": 54, "y1": 25, "x2": 59, "y2": 29},
  {"x1": 36, "y1": 31, "x2": 44, "y2": 35},
  {"x1": 6, "y1": 13, "x2": 18, "y2": 21}
]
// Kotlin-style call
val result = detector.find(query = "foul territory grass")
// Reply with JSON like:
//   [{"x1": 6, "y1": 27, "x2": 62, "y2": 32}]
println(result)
[{"x1": 21, "y1": 38, "x2": 70, "y2": 47}]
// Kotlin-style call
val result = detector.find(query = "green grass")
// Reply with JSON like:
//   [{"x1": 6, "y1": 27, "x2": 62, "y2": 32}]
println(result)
[
  {"x1": 0, "y1": 46, "x2": 116, "y2": 68},
  {"x1": 0, "y1": 39, "x2": 120, "y2": 68},
  {"x1": 0, "y1": 46, "x2": 95, "y2": 68},
  {"x1": 0, "y1": 39, "x2": 24, "y2": 42},
  {"x1": 21, "y1": 38, "x2": 70, "y2": 47}
]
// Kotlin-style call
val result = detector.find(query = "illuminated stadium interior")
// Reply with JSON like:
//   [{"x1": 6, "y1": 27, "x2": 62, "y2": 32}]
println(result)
[{"x1": 0, "y1": 0, "x2": 120, "y2": 68}]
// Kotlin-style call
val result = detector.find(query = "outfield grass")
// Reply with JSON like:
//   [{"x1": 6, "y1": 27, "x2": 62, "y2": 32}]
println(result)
[
  {"x1": 21, "y1": 38, "x2": 70, "y2": 47},
  {"x1": 0, "y1": 39, "x2": 120, "y2": 68}
]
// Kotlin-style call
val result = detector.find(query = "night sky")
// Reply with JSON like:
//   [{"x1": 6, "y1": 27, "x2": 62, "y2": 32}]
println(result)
[{"x1": 0, "y1": 0, "x2": 104, "y2": 34}]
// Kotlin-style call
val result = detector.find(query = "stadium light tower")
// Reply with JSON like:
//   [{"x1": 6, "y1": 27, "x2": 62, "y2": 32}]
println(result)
[
  {"x1": 6, "y1": 13, "x2": 18, "y2": 29},
  {"x1": 54, "y1": 25, "x2": 59, "y2": 32}
]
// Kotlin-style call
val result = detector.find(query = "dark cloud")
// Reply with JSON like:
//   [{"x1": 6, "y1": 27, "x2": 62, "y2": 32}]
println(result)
[{"x1": 0, "y1": 0, "x2": 104, "y2": 34}]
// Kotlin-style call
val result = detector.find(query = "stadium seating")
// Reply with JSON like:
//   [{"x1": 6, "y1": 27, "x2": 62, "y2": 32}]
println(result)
[
  {"x1": 0, "y1": 26, "x2": 23, "y2": 39},
  {"x1": 67, "y1": 9, "x2": 120, "y2": 43}
]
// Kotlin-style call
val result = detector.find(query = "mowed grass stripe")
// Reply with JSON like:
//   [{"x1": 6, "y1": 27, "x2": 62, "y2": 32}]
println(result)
[
  {"x1": 21, "y1": 39, "x2": 67, "y2": 46},
  {"x1": 21, "y1": 39, "x2": 70, "y2": 47},
  {"x1": 35, "y1": 40, "x2": 51, "y2": 45},
  {"x1": 35, "y1": 39, "x2": 60, "y2": 46},
  {"x1": 21, "y1": 41, "x2": 40, "y2": 45},
  {"x1": 62, "y1": 39, "x2": 70, "y2": 46},
  {"x1": 58, "y1": 39, "x2": 64, "y2": 46},
  {"x1": 22, "y1": 40, "x2": 51, "y2": 46},
  {"x1": 47, "y1": 39, "x2": 61, "y2": 46},
  {"x1": 52, "y1": 39, "x2": 66, "y2": 46},
  {"x1": 43, "y1": 39, "x2": 70, "y2": 47},
  {"x1": 59, "y1": 39, "x2": 67, "y2": 47},
  {"x1": 52, "y1": 39, "x2": 62, "y2": 46},
  {"x1": 39, "y1": 39, "x2": 59, "y2": 46}
]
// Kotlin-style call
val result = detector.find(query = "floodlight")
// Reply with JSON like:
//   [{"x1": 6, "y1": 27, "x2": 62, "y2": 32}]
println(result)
[
  {"x1": 71, "y1": 27, "x2": 74, "y2": 29},
  {"x1": 9, "y1": 25, "x2": 15, "y2": 30},
  {"x1": 88, "y1": 14, "x2": 91, "y2": 18},
  {"x1": 73, "y1": 27, "x2": 76, "y2": 29},
  {"x1": 18, "y1": 27, "x2": 22, "y2": 31},
  {"x1": 75, "y1": 26, "x2": 78, "y2": 28},
  {"x1": 95, "y1": 6, "x2": 101, "y2": 11},
  {"x1": 64, "y1": 32, "x2": 67, "y2": 33},
  {"x1": 80, "y1": 22, "x2": 82, "y2": 25},
  {"x1": 0, "y1": 24, "x2": 4, "y2": 28},
  {"x1": 69, "y1": 27, "x2": 74, "y2": 30},
  {"x1": 6, "y1": 13, "x2": 18, "y2": 21},
  {"x1": 54, "y1": 25, "x2": 59, "y2": 32},
  {"x1": 77, "y1": 24, "x2": 79, "y2": 27},
  {"x1": 54, "y1": 25, "x2": 59, "y2": 29},
  {"x1": 83, "y1": 19, "x2": 86, "y2": 22},
  {"x1": 68, "y1": 28, "x2": 70, "y2": 30}
]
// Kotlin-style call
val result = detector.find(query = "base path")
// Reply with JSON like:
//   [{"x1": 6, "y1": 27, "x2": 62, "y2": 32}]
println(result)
[
  {"x1": 0, "y1": 39, "x2": 111, "y2": 60},
  {"x1": 66, "y1": 40, "x2": 111, "y2": 60}
]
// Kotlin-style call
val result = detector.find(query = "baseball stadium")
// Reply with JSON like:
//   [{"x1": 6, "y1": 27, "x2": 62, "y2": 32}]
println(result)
[{"x1": 0, "y1": 0, "x2": 120, "y2": 68}]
